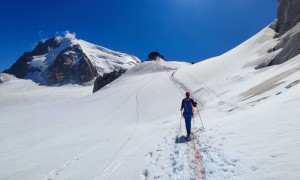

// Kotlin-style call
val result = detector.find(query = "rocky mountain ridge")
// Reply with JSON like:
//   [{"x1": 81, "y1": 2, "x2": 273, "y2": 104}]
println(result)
[{"x1": 4, "y1": 34, "x2": 140, "y2": 85}]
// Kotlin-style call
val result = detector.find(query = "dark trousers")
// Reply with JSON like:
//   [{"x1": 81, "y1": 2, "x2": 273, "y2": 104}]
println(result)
[{"x1": 183, "y1": 114, "x2": 192, "y2": 136}]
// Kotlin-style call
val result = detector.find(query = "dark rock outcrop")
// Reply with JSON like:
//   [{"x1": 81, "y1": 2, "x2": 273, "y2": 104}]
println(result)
[
  {"x1": 31, "y1": 37, "x2": 62, "y2": 56},
  {"x1": 276, "y1": 0, "x2": 300, "y2": 36},
  {"x1": 4, "y1": 52, "x2": 33, "y2": 78},
  {"x1": 269, "y1": 24, "x2": 300, "y2": 66},
  {"x1": 146, "y1": 51, "x2": 165, "y2": 61},
  {"x1": 268, "y1": 0, "x2": 300, "y2": 66},
  {"x1": 93, "y1": 69, "x2": 126, "y2": 93},
  {"x1": 48, "y1": 45, "x2": 98, "y2": 85},
  {"x1": 3, "y1": 38, "x2": 62, "y2": 78},
  {"x1": 4, "y1": 35, "x2": 140, "y2": 86}
]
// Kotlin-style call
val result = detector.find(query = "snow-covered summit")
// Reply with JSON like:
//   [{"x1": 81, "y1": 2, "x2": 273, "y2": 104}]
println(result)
[
  {"x1": 77, "y1": 39, "x2": 140, "y2": 74},
  {"x1": 4, "y1": 33, "x2": 141, "y2": 85}
]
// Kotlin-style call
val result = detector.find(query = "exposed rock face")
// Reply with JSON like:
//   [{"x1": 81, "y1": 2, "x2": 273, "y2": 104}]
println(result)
[
  {"x1": 269, "y1": 23, "x2": 300, "y2": 66},
  {"x1": 146, "y1": 51, "x2": 165, "y2": 61},
  {"x1": 48, "y1": 45, "x2": 98, "y2": 85},
  {"x1": 4, "y1": 52, "x2": 33, "y2": 78},
  {"x1": 31, "y1": 37, "x2": 62, "y2": 55},
  {"x1": 276, "y1": 0, "x2": 300, "y2": 36},
  {"x1": 93, "y1": 69, "x2": 126, "y2": 93},
  {"x1": 268, "y1": 0, "x2": 300, "y2": 66},
  {"x1": 4, "y1": 35, "x2": 140, "y2": 85},
  {"x1": 4, "y1": 38, "x2": 62, "y2": 78}
]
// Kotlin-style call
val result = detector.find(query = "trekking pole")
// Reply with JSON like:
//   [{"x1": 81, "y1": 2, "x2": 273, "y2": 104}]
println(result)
[
  {"x1": 192, "y1": 112, "x2": 195, "y2": 127},
  {"x1": 197, "y1": 107, "x2": 205, "y2": 130},
  {"x1": 180, "y1": 110, "x2": 183, "y2": 132}
]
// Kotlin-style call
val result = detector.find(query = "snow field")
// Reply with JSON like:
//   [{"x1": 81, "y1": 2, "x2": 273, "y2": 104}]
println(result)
[
  {"x1": 173, "y1": 26, "x2": 300, "y2": 179},
  {"x1": 1, "y1": 24, "x2": 300, "y2": 180},
  {"x1": 0, "y1": 62, "x2": 191, "y2": 180}
]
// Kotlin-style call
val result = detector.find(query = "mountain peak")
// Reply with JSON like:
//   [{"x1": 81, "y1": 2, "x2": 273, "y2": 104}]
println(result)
[{"x1": 4, "y1": 34, "x2": 141, "y2": 85}]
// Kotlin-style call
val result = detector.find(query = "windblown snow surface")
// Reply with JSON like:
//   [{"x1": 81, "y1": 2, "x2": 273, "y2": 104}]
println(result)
[{"x1": 1, "y1": 25, "x2": 300, "y2": 180}]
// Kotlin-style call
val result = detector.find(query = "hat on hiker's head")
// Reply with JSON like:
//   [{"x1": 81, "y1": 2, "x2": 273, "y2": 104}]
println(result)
[{"x1": 186, "y1": 92, "x2": 190, "y2": 97}]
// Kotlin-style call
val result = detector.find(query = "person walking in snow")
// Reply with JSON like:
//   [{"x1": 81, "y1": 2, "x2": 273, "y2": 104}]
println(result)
[{"x1": 180, "y1": 92, "x2": 197, "y2": 138}]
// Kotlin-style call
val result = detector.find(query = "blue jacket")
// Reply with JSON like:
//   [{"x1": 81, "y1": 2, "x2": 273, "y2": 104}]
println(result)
[{"x1": 181, "y1": 98, "x2": 197, "y2": 117}]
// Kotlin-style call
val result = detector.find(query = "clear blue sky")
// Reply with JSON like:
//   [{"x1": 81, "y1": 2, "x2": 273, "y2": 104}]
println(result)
[{"x1": 0, "y1": 0, "x2": 277, "y2": 72}]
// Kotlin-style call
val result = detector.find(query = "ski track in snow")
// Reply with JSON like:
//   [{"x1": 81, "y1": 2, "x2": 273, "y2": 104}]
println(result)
[
  {"x1": 147, "y1": 118, "x2": 238, "y2": 180},
  {"x1": 142, "y1": 69, "x2": 199, "y2": 179},
  {"x1": 172, "y1": 72, "x2": 238, "y2": 115},
  {"x1": 46, "y1": 137, "x2": 118, "y2": 180},
  {"x1": 46, "y1": 76, "x2": 157, "y2": 180},
  {"x1": 175, "y1": 78, "x2": 236, "y2": 179},
  {"x1": 135, "y1": 76, "x2": 156, "y2": 125},
  {"x1": 142, "y1": 69, "x2": 239, "y2": 180},
  {"x1": 93, "y1": 75, "x2": 157, "y2": 180},
  {"x1": 99, "y1": 134, "x2": 134, "y2": 180},
  {"x1": 3, "y1": 25, "x2": 300, "y2": 180}
]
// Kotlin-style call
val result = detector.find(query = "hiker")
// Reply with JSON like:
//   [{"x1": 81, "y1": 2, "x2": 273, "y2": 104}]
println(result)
[{"x1": 180, "y1": 92, "x2": 197, "y2": 138}]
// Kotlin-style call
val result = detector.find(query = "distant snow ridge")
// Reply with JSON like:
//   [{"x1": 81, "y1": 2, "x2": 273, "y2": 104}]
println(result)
[
  {"x1": 126, "y1": 61, "x2": 190, "y2": 75},
  {"x1": 4, "y1": 33, "x2": 141, "y2": 85},
  {"x1": 0, "y1": 73, "x2": 17, "y2": 84}
]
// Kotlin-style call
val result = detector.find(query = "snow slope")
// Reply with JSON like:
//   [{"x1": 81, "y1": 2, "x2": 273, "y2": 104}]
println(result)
[
  {"x1": 0, "y1": 73, "x2": 17, "y2": 83},
  {"x1": 78, "y1": 39, "x2": 140, "y2": 74},
  {"x1": 1, "y1": 25, "x2": 300, "y2": 180},
  {"x1": 0, "y1": 61, "x2": 191, "y2": 180},
  {"x1": 173, "y1": 26, "x2": 300, "y2": 179}
]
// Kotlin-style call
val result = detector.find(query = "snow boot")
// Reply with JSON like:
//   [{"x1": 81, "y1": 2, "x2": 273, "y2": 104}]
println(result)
[{"x1": 187, "y1": 129, "x2": 191, "y2": 138}]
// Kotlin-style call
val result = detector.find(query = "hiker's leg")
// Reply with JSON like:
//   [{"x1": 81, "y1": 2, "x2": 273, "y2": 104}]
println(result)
[{"x1": 185, "y1": 116, "x2": 192, "y2": 137}]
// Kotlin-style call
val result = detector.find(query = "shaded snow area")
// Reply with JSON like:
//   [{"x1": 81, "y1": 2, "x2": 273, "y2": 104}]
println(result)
[{"x1": 1, "y1": 26, "x2": 300, "y2": 180}]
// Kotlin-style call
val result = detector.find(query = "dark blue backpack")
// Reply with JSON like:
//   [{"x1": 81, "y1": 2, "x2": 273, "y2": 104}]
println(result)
[{"x1": 183, "y1": 98, "x2": 194, "y2": 115}]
